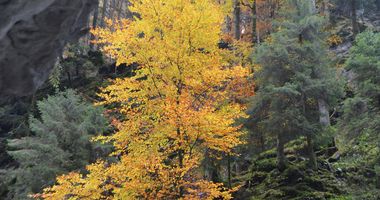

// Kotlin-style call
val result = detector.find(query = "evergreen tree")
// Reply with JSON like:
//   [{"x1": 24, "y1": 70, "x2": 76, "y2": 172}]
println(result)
[
  {"x1": 248, "y1": 0, "x2": 343, "y2": 170},
  {"x1": 5, "y1": 89, "x2": 108, "y2": 199},
  {"x1": 345, "y1": 31, "x2": 380, "y2": 107},
  {"x1": 339, "y1": 31, "x2": 380, "y2": 174}
]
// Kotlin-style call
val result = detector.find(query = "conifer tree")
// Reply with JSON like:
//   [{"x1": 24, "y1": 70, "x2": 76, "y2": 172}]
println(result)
[
  {"x1": 249, "y1": 0, "x2": 343, "y2": 170},
  {"x1": 5, "y1": 89, "x2": 108, "y2": 200},
  {"x1": 339, "y1": 31, "x2": 380, "y2": 168}
]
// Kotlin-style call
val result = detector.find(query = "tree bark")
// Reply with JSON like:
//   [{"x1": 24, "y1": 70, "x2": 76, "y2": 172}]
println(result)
[
  {"x1": 252, "y1": 0, "x2": 257, "y2": 44},
  {"x1": 322, "y1": 0, "x2": 330, "y2": 20},
  {"x1": 100, "y1": 0, "x2": 108, "y2": 27},
  {"x1": 260, "y1": 133, "x2": 265, "y2": 153},
  {"x1": 225, "y1": 16, "x2": 232, "y2": 34},
  {"x1": 89, "y1": 4, "x2": 99, "y2": 50},
  {"x1": 117, "y1": 0, "x2": 124, "y2": 19},
  {"x1": 277, "y1": 134, "x2": 287, "y2": 171},
  {"x1": 307, "y1": 135, "x2": 318, "y2": 170},
  {"x1": 110, "y1": 0, "x2": 116, "y2": 23},
  {"x1": 351, "y1": 0, "x2": 359, "y2": 36},
  {"x1": 318, "y1": 98, "x2": 331, "y2": 127},
  {"x1": 227, "y1": 154, "x2": 232, "y2": 188},
  {"x1": 233, "y1": 0, "x2": 241, "y2": 40},
  {"x1": 311, "y1": 0, "x2": 317, "y2": 14}
]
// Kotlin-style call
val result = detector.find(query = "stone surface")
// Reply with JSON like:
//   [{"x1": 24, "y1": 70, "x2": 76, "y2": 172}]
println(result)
[{"x1": 0, "y1": 0, "x2": 98, "y2": 96}]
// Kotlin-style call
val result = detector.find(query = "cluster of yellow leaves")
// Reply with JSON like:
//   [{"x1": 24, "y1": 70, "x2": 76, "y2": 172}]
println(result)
[
  {"x1": 41, "y1": 0, "x2": 254, "y2": 199},
  {"x1": 327, "y1": 34, "x2": 343, "y2": 47}
]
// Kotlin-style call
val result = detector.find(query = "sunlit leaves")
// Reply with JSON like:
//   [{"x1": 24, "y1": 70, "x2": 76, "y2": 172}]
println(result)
[{"x1": 42, "y1": 0, "x2": 253, "y2": 199}]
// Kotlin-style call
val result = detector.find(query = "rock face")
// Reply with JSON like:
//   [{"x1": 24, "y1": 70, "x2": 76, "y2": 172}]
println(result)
[{"x1": 0, "y1": 0, "x2": 98, "y2": 96}]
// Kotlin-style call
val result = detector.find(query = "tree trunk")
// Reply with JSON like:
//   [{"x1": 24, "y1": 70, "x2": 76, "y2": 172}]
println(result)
[
  {"x1": 30, "y1": 92, "x2": 37, "y2": 114},
  {"x1": 277, "y1": 134, "x2": 287, "y2": 171},
  {"x1": 227, "y1": 154, "x2": 232, "y2": 188},
  {"x1": 225, "y1": 16, "x2": 232, "y2": 34},
  {"x1": 252, "y1": 0, "x2": 257, "y2": 44},
  {"x1": 311, "y1": 0, "x2": 317, "y2": 13},
  {"x1": 322, "y1": 0, "x2": 330, "y2": 20},
  {"x1": 306, "y1": 135, "x2": 318, "y2": 170},
  {"x1": 177, "y1": 129, "x2": 184, "y2": 197},
  {"x1": 110, "y1": 0, "x2": 117, "y2": 24},
  {"x1": 100, "y1": 0, "x2": 109, "y2": 27},
  {"x1": 67, "y1": 71, "x2": 72, "y2": 86},
  {"x1": 318, "y1": 98, "x2": 331, "y2": 127},
  {"x1": 89, "y1": 4, "x2": 99, "y2": 50},
  {"x1": 233, "y1": 0, "x2": 241, "y2": 40},
  {"x1": 351, "y1": 0, "x2": 359, "y2": 36},
  {"x1": 117, "y1": 0, "x2": 124, "y2": 19},
  {"x1": 260, "y1": 133, "x2": 265, "y2": 153}
]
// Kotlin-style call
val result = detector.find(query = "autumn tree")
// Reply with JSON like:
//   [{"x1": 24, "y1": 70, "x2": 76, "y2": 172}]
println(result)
[{"x1": 41, "y1": 0, "x2": 252, "y2": 199}]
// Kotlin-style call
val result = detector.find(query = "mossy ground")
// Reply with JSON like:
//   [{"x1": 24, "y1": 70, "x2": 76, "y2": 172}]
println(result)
[{"x1": 235, "y1": 139, "x2": 380, "y2": 200}]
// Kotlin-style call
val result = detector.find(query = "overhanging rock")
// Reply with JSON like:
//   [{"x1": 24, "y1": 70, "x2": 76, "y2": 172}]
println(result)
[{"x1": 0, "y1": 0, "x2": 98, "y2": 96}]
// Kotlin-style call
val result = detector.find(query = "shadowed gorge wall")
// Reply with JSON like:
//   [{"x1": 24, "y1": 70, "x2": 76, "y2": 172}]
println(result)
[{"x1": 0, "y1": 0, "x2": 98, "y2": 96}]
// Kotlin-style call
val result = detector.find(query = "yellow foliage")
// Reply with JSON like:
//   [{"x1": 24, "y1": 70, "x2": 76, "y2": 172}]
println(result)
[
  {"x1": 327, "y1": 34, "x2": 343, "y2": 47},
  {"x1": 41, "y1": 0, "x2": 253, "y2": 199}
]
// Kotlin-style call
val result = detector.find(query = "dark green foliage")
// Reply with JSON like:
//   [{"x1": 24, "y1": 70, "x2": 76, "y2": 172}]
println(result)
[
  {"x1": 50, "y1": 44, "x2": 105, "y2": 88},
  {"x1": 4, "y1": 89, "x2": 108, "y2": 199},
  {"x1": 346, "y1": 31, "x2": 380, "y2": 106},
  {"x1": 339, "y1": 30, "x2": 380, "y2": 156},
  {"x1": 247, "y1": 0, "x2": 344, "y2": 169},
  {"x1": 335, "y1": 30, "x2": 380, "y2": 197}
]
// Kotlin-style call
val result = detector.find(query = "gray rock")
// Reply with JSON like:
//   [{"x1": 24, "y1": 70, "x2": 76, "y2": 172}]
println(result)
[{"x1": 0, "y1": 0, "x2": 98, "y2": 96}]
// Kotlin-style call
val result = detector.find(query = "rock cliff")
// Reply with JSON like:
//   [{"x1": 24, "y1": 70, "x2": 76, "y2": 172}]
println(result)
[{"x1": 0, "y1": 0, "x2": 98, "y2": 96}]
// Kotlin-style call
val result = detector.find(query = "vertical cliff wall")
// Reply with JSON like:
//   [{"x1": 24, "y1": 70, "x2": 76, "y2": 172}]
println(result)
[{"x1": 0, "y1": 0, "x2": 98, "y2": 96}]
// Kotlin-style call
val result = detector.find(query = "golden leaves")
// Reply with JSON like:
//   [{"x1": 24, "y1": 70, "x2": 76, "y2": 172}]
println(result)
[{"x1": 42, "y1": 0, "x2": 254, "y2": 199}]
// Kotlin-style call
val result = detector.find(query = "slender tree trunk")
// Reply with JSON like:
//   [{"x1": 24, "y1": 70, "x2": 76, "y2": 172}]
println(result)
[
  {"x1": 319, "y1": 97, "x2": 336, "y2": 149},
  {"x1": 260, "y1": 133, "x2": 265, "y2": 153},
  {"x1": 90, "y1": 4, "x2": 99, "y2": 50},
  {"x1": 318, "y1": 98, "x2": 331, "y2": 127},
  {"x1": 100, "y1": 0, "x2": 108, "y2": 27},
  {"x1": 351, "y1": 0, "x2": 359, "y2": 36},
  {"x1": 225, "y1": 16, "x2": 232, "y2": 34},
  {"x1": 233, "y1": 0, "x2": 241, "y2": 40},
  {"x1": 175, "y1": 81, "x2": 185, "y2": 198},
  {"x1": 301, "y1": 91, "x2": 318, "y2": 170},
  {"x1": 234, "y1": 160, "x2": 241, "y2": 178},
  {"x1": 227, "y1": 154, "x2": 232, "y2": 188},
  {"x1": 252, "y1": 0, "x2": 257, "y2": 44},
  {"x1": 117, "y1": 0, "x2": 124, "y2": 19},
  {"x1": 111, "y1": 0, "x2": 116, "y2": 23},
  {"x1": 30, "y1": 92, "x2": 37, "y2": 115},
  {"x1": 257, "y1": 28, "x2": 260, "y2": 45},
  {"x1": 204, "y1": 154, "x2": 220, "y2": 183},
  {"x1": 277, "y1": 134, "x2": 287, "y2": 171},
  {"x1": 311, "y1": 0, "x2": 317, "y2": 13},
  {"x1": 307, "y1": 135, "x2": 318, "y2": 170},
  {"x1": 322, "y1": 0, "x2": 330, "y2": 20},
  {"x1": 67, "y1": 71, "x2": 72, "y2": 86},
  {"x1": 177, "y1": 128, "x2": 184, "y2": 198}
]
